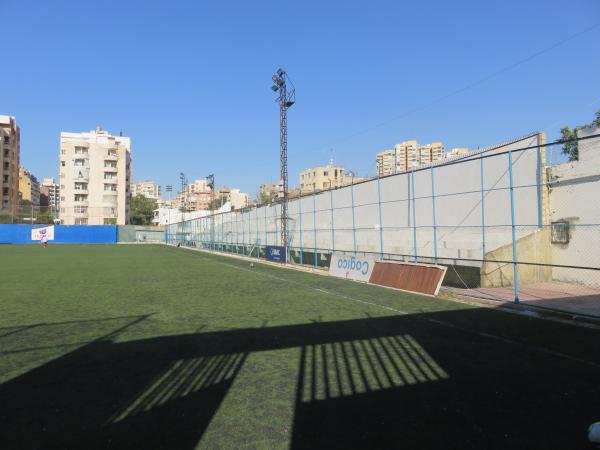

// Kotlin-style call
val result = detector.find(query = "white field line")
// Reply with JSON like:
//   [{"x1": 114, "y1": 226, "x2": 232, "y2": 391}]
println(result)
[{"x1": 176, "y1": 246, "x2": 600, "y2": 370}]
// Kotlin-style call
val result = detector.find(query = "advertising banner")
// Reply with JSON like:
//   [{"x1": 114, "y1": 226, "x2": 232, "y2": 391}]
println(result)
[
  {"x1": 265, "y1": 245, "x2": 286, "y2": 263},
  {"x1": 329, "y1": 253, "x2": 375, "y2": 282},
  {"x1": 31, "y1": 226, "x2": 55, "y2": 241}
]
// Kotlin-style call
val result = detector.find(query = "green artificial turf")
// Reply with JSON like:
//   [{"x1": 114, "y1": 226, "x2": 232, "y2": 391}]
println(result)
[{"x1": 0, "y1": 244, "x2": 599, "y2": 449}]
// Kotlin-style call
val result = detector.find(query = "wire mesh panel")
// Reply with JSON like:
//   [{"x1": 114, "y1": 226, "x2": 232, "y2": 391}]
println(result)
[{"x1": 165, "y1": 131, "x2": 600, "y2": 315}]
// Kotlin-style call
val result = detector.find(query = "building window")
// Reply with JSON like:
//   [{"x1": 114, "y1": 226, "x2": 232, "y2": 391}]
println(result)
[
  {"x1": 104, "y1": 161, "x2": 117, "y2": 168},
  {"x1": 75, "y1": 182, "x2": 88, "y2": 190},
  {"x1": 74, "y1": 147, "x2": 88, "y2": 155},
  {"x1": 104, "y1": 172, "x2": 117, "y2": 180},
  {"x1": 61, "y1": 149, "x2": 66, "y2": 155},
  {"x1": 75, "y1": 218, "x2": 88, "y2": 225},
  {"x1": 551, "y1": 221, "x2": 570, "y2": 244},
  {"x1": 74, "y1": 159, "x2": 85, "y2": 167},
  {"x1": 104, "y1": 184, "x2": 117, "y2": 191},
  {"x1": 74, "y1": 194, "x2": 87, "y2": 202},
  {"x1": 60, "y1": 196, "x2": 65, "y2": 201}
]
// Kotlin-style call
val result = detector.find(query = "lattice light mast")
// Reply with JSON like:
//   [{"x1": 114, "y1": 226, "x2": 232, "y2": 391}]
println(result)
[
  {"x1": 271, "y1": 68, "x2": 295, "y2": 256},
  {"x1": 179, "y1": 172, "x2": 188, "y2": 212}
]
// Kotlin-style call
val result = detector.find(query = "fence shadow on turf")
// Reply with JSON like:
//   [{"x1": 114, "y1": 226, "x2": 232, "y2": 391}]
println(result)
[{"x1": 0, "y1": 308, "x2": 598, "y2": 449}]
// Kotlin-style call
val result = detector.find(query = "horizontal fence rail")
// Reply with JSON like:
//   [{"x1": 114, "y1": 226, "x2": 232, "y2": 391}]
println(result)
[{"x1": 165, "y1": 133, "x2": 600, "y2": 309}]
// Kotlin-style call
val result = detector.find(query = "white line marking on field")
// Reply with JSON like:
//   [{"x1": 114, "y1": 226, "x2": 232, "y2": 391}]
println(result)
[{"x1": 181, "y1": 248, "x2": 600, "y2": 370}]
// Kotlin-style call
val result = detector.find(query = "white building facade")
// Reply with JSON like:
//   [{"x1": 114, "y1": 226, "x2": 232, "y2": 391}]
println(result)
[{"x1": 59, "y1": 128, "x2": 131, "y2": 225}]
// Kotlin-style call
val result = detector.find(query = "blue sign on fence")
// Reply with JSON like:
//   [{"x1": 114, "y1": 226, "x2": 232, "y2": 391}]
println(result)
[{"x1": 265, "y1": 245, "x2": 286, "y2": 263}]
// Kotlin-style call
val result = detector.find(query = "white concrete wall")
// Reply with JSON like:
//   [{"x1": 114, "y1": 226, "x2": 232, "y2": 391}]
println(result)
[
  {"x1": 548, "y1": 125, "x2": 600, "y2": 287},
  {"x1": 170, "y1": 133, "x2": 546, "y2": 267}
]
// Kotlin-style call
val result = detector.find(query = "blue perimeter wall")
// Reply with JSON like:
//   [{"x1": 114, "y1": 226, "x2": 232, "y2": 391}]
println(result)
[{"x1": 0, "y1": 225, "x2": 117, "y2": 244}]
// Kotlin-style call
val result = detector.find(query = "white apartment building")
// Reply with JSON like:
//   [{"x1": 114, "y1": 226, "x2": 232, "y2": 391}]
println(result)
[
  {"x1": 41, "y1": 177, "x2": 60, "y2": 211},
  {"x1": 447, "y1": 147, "x2": 470, "y2": 158},
  {"x1": 1, "y1": 115, "x2": 20, "y2": 213},
  {"x1": 376, "y1": 140, "x2": 446, "y2": 176},
  {"x1": 131, "y1": 180, "x2": 161, "y2": 200},
  {"x1": 59, "y1": 127, "x2": 131, "y2": 225}
]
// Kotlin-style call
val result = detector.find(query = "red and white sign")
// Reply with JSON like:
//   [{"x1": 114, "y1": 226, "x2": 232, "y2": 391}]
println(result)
[{"x1": 31, "y1": 226, "x2": 55, "y2": 241}]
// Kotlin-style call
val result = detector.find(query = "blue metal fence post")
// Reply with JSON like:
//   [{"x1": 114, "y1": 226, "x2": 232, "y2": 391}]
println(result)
[
  {"x1": 264, "y1": 205, "x2": 268, "y2": 250},
  {"x1": 431, "y1": 167, "x2": 438, "y2": 263},
  {"x1": 376, "y1": 176, "x2": 384, "y2": 259},
  {"x1": 329, "y1": 189, "x2": 335, "y2": 254},
  {"x1": 299, "y1": 196, "x2": 303, "y2": 264},
  {"x1": 242, "y1": 211, "x2": 246, "y2": 256},
  {"x1": 536, "y1": 143, "x2": 543, "y2": 228},
  {"x1": 255, "y1": 206, "x2": 259, "y2": 258},
  {"x1": 480, "y1": 156, "x2": 486, "y2": 259},
  {"x1": 312, "y1": 192, "x2": 317, "y2": 268},
  {"x1": 508, "y1": 151, "x2": 520, "y2": 304},
  {"x1": 411, "y1": 170, "x2": 418, "y2": 262},
  {"x1": 350, "y1": 181, "x2": 357, "y2": 255}
]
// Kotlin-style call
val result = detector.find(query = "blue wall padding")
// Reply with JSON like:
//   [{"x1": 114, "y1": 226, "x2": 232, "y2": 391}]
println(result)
[{"x1": 0, "y1": 225, "x2": 117, "y2": 244}]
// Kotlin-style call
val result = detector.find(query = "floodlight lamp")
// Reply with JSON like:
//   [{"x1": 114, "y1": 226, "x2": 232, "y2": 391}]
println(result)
[
  {"x1": 277, "y1": 78, "x2": 285, "y2": 87},
  {"x1": 271, "y1": 85, "x2": 279, "y2": 91},
  {"x1": 277, "y1": 68, "x2": 284, "y2": 76},
  {"x1": 272, "y1": 75, "x2": 278, "y2": 82}
]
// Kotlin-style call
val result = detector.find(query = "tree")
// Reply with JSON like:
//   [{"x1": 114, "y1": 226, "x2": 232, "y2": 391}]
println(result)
[
  {"x1": 130, "y1": 194, "x2": 157, "y2": 225},
  {"x1": 558, "y1": 126, "x2": 578, "y2": 162},
  {"x1": 208, "y1": 194, "x2": 227, "y2": 211},
  {"x1": 257, "y1": 190, "x2": 272, "y2": 205},
  {"x1": 558, "y1": 109, "x2": 600, "y2": 162}
]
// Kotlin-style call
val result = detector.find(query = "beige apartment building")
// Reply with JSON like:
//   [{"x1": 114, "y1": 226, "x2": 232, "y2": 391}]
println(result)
[
  {"x1": 300, "y1": 164, "x2": 346, "y2": 193},
  {"x1": 219, "y1": 187, "x2": 249, "y2": 210},
  {"x1": 1, "y1": 115, "x2": 20, "y2": 213},
  {"x1": 176, "y1": 179, "x2": 213, "y2": 211},
  {"x1": 18, "y1": 167, "x2": 40, "y2": 206},
  {"x1": 376, "y1": 140, "x2": 446, "y2": 176},
  {"x1": 59, "y1": 128, "x2": 131, "y2": 225},
  {"x1": 259, "y1": 183, "x2": 278, "y2": 203},
  {"x1": 131, "y1": 180, "x2": 161, "y2": 200}
]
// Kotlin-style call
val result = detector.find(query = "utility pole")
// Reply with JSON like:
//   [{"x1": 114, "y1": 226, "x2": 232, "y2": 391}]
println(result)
[{"x1": 271, "y1": 68, "x2": 295, "y2": 258}]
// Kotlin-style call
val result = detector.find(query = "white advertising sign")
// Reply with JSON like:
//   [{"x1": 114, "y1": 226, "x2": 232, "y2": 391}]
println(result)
[
  {"x1": 31, "y1": 226, "x2": 55, "y2": 241},
  {"x1": 329, "y1": 253, "x2": 375, "y2": 282}
]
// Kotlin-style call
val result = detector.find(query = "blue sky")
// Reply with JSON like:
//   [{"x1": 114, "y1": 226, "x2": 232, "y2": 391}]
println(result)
[{"x1": 2, "y1": 0, "x2": 599, "y2": 197}]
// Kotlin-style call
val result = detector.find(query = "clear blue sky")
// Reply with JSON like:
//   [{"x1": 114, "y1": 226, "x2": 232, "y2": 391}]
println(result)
[{"x1": 2, "y1": 0, "x2": 599, "y2": 197}]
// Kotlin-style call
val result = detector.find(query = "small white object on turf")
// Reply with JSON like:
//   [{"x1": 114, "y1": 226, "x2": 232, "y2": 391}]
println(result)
[{"x1": 589, "y1": 422, "x2": 600, "y2": 445}]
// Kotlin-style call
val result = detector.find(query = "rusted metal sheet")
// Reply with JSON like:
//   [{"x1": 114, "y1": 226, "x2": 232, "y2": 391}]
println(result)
[{"x1": 369, "y1": 261, "x2": 447, "y2": 296}]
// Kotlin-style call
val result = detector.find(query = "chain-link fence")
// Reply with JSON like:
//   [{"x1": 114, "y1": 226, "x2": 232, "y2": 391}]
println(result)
[{"x1": 167, "y1": 131, "x2": 600, "y2": 317}]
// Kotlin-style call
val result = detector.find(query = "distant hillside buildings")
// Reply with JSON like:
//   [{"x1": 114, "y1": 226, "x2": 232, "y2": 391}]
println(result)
[{"x1": 131, "y1": 180, "x2": 161, "y2": 200}]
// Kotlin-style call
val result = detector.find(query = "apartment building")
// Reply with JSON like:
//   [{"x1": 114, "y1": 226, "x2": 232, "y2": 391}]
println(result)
[
  {"x1": 219, "y1": 187, "x2": 249, "y2": 210},
  {"x1": 131, "y1": 180, "x2": 161, "y2": 200},
  {"x1": 447, "y1": 147, "x2": 470, "y2": 158},
  {"x1": 0, "y1": 115, "x2": 20, "y2": 213},
  {"x1": 300, "y1": 164, "x2": 346, "y2": 193},
  {"x1": 176, "y1": 179, "x2": 213, "y2": 211},
  {"x1": 18, "y1": 167, "x2": 40, "y2": 207},
  {"x1": 376, "y1": 140, "x2": 446, "y2": 175},
  {"x1": 40, "y1": 177, "x2": 60, "y2": 210},
  {"x1": 259, "y1": 183, "x2": 278, "y2": 203},
  {"x1": 59, "y1": 127, "x2": 131, "y2": 225}
]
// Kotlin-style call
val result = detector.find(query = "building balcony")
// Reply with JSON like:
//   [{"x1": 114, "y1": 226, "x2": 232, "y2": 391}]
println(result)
[
  {"x1": 105, "y1": 153, "x2": 118, "y2": 161},
  {"x1": 103, "y1": 178, "x2": 118, "y2": 184}
]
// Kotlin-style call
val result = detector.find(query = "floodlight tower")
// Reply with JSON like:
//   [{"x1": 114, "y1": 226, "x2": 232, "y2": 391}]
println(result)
[
  {"x1": 271, "y1": 68, "x2": 295, "y2": 256},
  {"x1": 179, "y1": 172, "x2": 188, "y2": 212}
]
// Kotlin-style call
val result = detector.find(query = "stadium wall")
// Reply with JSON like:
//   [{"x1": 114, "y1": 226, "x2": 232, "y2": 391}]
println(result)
[
  {"x1": 0, "y1": 225, "x2": 117, "y2": 244},
  {"x1": 167, "y1": 133, "x2": 547, "y2": 269}
]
